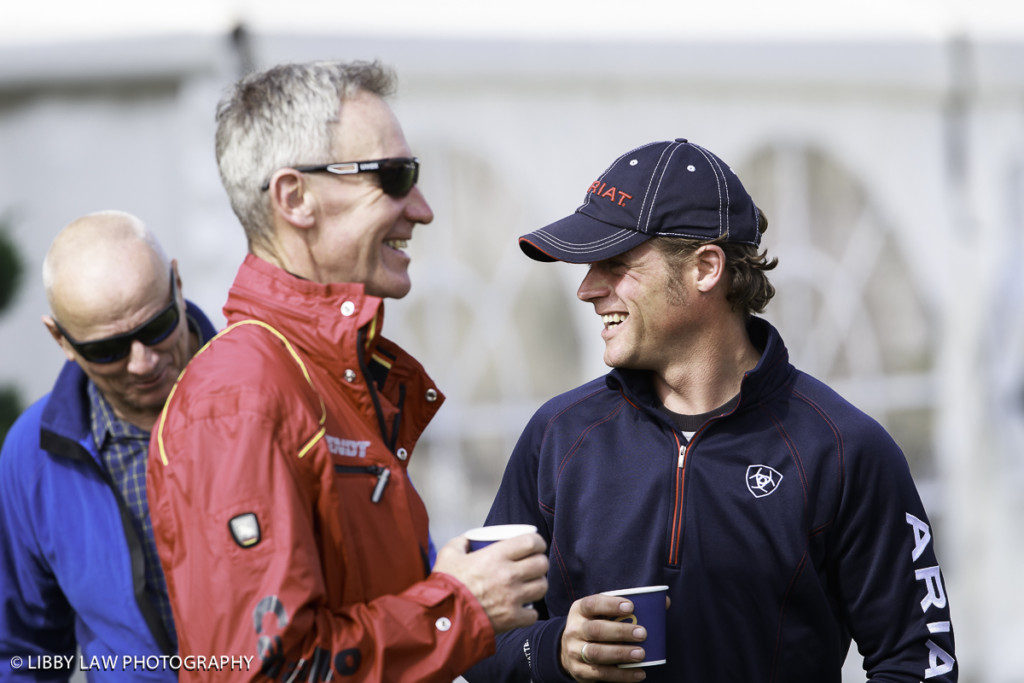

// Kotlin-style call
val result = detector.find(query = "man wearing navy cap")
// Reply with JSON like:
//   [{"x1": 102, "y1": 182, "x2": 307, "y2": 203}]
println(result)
[{"x1": 467, "y1": 139, "x2": 957, "y2": 682}]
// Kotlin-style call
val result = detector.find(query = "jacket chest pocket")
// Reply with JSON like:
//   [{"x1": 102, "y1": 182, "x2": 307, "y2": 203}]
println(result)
[
  {"x1": 329, "y1": 461, "x2": 426, "y2": 600},
  {"x1": 334, "y1": 463, "x2": 391, "y2": 504}
]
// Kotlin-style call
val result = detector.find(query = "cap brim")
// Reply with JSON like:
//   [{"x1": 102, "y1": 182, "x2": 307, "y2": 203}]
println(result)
[{"x1": 519, "y1": 211, "x2": 651, "y2": 263}]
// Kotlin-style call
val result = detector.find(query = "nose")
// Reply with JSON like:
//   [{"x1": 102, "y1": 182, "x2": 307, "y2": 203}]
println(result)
[
  {"x1": 125, "y1": 340, "x2": 160, "y2": 376},
  {"x1": 577, "y1": 265, "x2": 610, "y2": 303},
  {"x1": 404, "y1": 186, "x2": 434, "y2": 225}
]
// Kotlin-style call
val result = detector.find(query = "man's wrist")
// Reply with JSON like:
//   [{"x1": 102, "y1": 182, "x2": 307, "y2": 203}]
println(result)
[{"x1": 529, "y1": 616, "x2": 575, "y2": 683}]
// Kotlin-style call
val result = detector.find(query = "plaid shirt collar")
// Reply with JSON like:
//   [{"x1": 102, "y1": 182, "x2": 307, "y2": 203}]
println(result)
[{"x1": 87, "y1": 380, "x2": 149, "y2": 450}]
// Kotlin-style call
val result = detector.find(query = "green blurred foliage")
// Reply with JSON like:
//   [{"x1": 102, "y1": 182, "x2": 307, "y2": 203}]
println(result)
[
  {"x1": 0, "y1": 218, "x2": 24, "y2": 445},
  {"x1": 0, "y1": 221, "x2": 22, "y2": 311},
  {"x1": 0, "y1": 385, "x2": 22, "y2": 445}
]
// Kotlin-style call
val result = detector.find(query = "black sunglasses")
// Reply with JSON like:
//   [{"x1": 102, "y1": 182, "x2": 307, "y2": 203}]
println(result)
[
  {"x1": 54, "y1": 270, "x2": 181, "y2": 364},
  {"x1": 260, "y1": 157, "x2": 420, "y2": 197}
]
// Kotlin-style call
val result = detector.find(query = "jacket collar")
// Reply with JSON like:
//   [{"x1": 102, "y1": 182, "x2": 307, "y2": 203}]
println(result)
[
  {"x1": 221, "y1": 255, "x2": 444, "y2": 454},
  {"x1": 39, "y1": 361, "x2": 92, "y2": 459},
  {"x1": 223, "y1": 254, "x2": 387, "y2": 367},
  {"x1": 607, "y1": 317, "x2": 793, "y2": 413}
]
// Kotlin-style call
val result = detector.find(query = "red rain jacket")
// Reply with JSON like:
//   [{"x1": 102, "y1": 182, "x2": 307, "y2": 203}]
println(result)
[{"x1": 148, "y1": 255, "x2": 494, "y2": 681}]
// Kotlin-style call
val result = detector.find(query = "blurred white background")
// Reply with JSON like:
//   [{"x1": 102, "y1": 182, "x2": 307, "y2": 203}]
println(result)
[{"x1": 2, "y1": 1, "x2": 1022, "y2": 680}]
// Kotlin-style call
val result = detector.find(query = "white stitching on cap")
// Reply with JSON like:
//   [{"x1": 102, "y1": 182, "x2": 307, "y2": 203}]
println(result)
[
  {"x1": 701, "y1": 145, "x2": 732, "y2": 237},
  {"x1": 530, "y1": 228, "x2": 640, "y2": 254},
  {"x1": 636, "y1": 144, "x2": 674, "y2": 231},
  {"x1": 689, "y1": 144, "x2": 728, "y2": 238},
  {"x1": 530, "y1": 230, "x2": 640, "y2": 255},
  {"x1": 644, "y1": 143, "x2": 685, "y2": 233},
  {"x1": 692, "y1": 144, "x2": 730, "y2": 237},
  {"x1": 532, "y1": 226, "x2": 632, "y2": 249},
  {"x1": 653, "y1": 230, "x2": 717, "y2": 240}
]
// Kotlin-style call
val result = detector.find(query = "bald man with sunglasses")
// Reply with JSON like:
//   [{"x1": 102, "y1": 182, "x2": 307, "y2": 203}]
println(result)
[
  {"x1": 0, "y1": 210, "x2": 217, "y2": 680},
  {"x1": 146, "y1": 60, "x2": 548, "y2": 682}
]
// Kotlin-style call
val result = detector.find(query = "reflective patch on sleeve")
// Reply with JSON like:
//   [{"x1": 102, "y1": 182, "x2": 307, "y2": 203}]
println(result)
[{"x1": 229, "y1": 512, "x2": 261, "y2": 548}]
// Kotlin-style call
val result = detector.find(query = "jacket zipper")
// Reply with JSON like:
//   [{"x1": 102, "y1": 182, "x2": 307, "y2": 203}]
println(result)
[
  {"x1": 334, "y1": 464, "x2": 391, "y2": 503},
  {"x1": 355, "y1": 328, "x2": 404, "y2": 455},
  {"x1": 668, "y1": 433, "x2": 687, "y2": 567},
  {"x1": 665, "y1": 393, "x2": 745, "y2": 567}
]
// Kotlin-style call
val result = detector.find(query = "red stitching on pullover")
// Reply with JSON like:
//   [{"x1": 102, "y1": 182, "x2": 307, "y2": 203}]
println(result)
[
  {"x1": 759, "y1": 403, "x2": 810, "y2": 510},
  {"x1": 550, "y1": 538, "x2": 576, "y2": 602},
  {"x1": 770, "y1": 551, "x2": 809, "y2": 682},
  {"x1": 792, "y1": 388, "x2": 845, "y2": 533},
  {"x1": 555, "y1": 401, "x2": 627, "y2": 480}
]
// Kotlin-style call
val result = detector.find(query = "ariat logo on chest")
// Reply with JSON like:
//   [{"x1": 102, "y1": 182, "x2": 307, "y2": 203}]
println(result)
[
  {"x1": 746, "y1": 464, "x2": 783, "y2": 498},
  {"x1": 325, "y1": 435, "x2": 370, "y2": 458}
]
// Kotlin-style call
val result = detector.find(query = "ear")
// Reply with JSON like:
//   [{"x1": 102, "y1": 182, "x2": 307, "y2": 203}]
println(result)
[
  {"x1": 693, "y1": 244, "x2": 726, "y2": 294},
  {"x1": 266, "y1": 169, "x2": 316, "y2": 230},
  {"x1": 42, "y1": 315, "x2": 77, "y2": 362},
  {"x1": 171, "y1": 258, "x2": 182, "y2": 294}
]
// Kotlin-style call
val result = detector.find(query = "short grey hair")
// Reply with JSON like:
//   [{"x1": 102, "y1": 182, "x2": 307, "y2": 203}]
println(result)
[{"x1": 214, "y1": 60, "x2": 396, "y2": 251}]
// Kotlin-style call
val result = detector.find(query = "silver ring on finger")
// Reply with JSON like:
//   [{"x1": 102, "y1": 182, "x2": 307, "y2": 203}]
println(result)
[{"x1": 580, "y1": 642, "x2": 593, "y2": 665}]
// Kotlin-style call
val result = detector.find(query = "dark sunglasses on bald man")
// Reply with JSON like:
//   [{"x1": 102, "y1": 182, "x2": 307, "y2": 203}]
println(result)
[
  {"x1": 54, "y1": 269, "x2": 181, "y2": 364},
  {"x1": 259, "y1": 157, "x2": 420, "y2": 197}
]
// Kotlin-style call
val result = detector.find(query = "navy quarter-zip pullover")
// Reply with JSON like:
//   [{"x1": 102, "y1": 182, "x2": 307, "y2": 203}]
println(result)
[{"x1": 466, "y1": 317, "x2": 956, "y2": 682}]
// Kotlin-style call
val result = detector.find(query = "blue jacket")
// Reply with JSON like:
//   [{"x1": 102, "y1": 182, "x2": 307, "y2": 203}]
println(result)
[
  {"x1": 0, "y1": 302, "x2": 215, "y2": 681},
  {"x1": 467, "y1": 318, "x2": 956, "y2": 682}
]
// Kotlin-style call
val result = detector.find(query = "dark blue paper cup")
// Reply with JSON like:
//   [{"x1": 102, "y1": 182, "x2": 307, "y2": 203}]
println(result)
[
  {"x1": 602, "y1": 585, "x2": 669, "y2": 668},
  {"x1": 465, "y1": 524, "x2": 538, "y2": 552}
]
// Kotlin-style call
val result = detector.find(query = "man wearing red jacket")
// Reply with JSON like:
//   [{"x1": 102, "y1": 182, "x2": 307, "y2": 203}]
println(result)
[{"x1": 147, "y1": 60, "x2": 548, "y2": 682}]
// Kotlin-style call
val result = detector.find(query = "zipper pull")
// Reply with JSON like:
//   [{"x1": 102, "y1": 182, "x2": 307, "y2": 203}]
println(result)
[
  {"x1": 371, "y1": 467, "x2": 391, "y2": 503},
  {"x1": 678, "y1": 444, "x2": 686, "y2": 468}
]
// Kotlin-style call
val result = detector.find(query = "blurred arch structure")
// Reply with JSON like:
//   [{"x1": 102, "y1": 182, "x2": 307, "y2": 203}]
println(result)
[{"x1": 746, "y1": 143, "x2": 939, "y2": 480}]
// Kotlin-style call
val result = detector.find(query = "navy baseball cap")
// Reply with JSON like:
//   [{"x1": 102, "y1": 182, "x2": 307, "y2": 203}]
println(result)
[{"x1": 520, "y1": 138, "x2": 763, "y2": 263}]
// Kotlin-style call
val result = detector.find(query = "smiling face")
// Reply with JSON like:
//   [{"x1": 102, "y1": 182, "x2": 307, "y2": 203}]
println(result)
[
  {"x1": 576, "y1": 242, "x2": 696, "y2": 373},
  {"x1": 303, "y1": 91, "x2": 434, "y2": 298}
]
